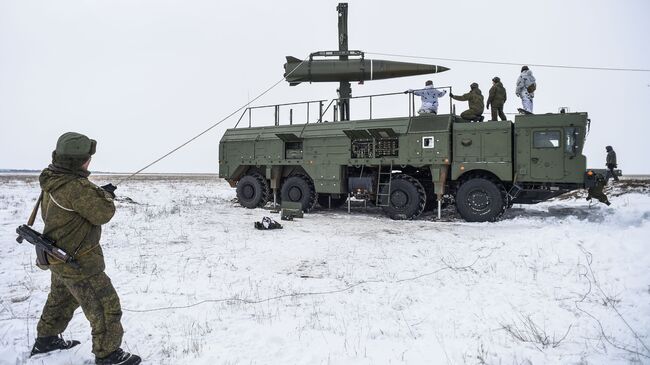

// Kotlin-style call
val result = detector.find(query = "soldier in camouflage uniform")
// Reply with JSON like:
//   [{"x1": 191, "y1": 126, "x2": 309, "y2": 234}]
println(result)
[
  {"x1": 31, "y1": 132, "x2": 141, "y2": 365},
  {"x1": 450, "y1": 83, "x2": 485, "y2": 122},
  {"x1": 516, "y1": 65, "x2": 536, "y2": 113},
  {"x1": 586, "y1": 173, "x2": 611, "y2": 206},
  {"x1": 486, "y1": 76, "x2": 507, "y2": 121}
]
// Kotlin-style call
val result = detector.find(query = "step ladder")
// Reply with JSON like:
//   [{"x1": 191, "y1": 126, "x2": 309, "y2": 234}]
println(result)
[
  {"x1": 507, "y1": 173, "x2": 522, "y2": 203},
  {"x1": 507, "y1": 183, "x2": 523, "y2": 201},
  {"x1": 375, "y1": 162, "x2": 393, "y2": 207}
]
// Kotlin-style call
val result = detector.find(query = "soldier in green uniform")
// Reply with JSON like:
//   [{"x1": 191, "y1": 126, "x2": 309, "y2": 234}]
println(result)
[
  {"x1": 486, "y1": 76, "x2": 507, "y2": 121},
  {"x1": 586, "y1": 173, "x2": 611, "y2": 206},
  {"x1": 450, "y1": 83, "x2": 485, "y2": 122},
  {"x1": 31, "y1": 132, "x2": 141, "y2": 365}
]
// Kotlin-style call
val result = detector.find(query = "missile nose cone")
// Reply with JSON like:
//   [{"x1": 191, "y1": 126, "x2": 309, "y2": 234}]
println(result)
[{"x1": 435, "y1": 65, "x2": 450, "y2": 73}]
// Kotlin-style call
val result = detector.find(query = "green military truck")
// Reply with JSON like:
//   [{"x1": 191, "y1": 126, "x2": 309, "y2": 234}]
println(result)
[{"x1": 219, "y1": 99, "x2": 599, "y2": 222}]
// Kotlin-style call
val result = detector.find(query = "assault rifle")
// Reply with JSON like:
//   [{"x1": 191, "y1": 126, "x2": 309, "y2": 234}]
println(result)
[{"x1": 16, "y1": 225, "x2": 80, "y2": 269}]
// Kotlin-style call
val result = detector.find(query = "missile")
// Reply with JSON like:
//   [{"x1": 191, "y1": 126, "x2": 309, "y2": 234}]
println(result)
[{"x1": 284, "y1": 56, "x2": 449, "y2": 86}]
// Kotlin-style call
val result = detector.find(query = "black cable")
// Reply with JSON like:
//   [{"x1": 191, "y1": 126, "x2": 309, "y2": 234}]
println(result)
[
  {"x1": 121, "y1": 259, "x2": 481, "y2": 314},
  {"x1": 367, "y1": 52, "x2": 650, "y2": 72},
  {"x1": 116, "y1": 57, "x2": 309, "y2": 185}
]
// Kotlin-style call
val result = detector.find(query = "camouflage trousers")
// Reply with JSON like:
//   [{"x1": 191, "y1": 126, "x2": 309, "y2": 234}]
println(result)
[
  {"x1": 37, "y1": 253, "x2": 123, "y2": 358},
  {"x1": 460, "y1": 109, "x2": 483, "y2": 121},
  {"x1": 490, "y1": 104, "x2": 507, "y2": 121},
  {"x1": 520, "y1": 95, "x2": 533, "y2": 113},
  {"x1": 587, "y1": 185, "x2": 610, "y2": 205}
]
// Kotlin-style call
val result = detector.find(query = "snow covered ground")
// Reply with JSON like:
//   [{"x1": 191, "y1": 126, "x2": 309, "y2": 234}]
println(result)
[{"x1": 1, "y1": 174, "x2": 649, "y2": 365}]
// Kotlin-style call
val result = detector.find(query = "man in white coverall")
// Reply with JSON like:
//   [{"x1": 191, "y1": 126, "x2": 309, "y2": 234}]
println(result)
[
  {"x1": 515, "y1": 66, "x2": 536, "y2": 113},
  {"x1": 407, "y1": 80, "x2": 447, "y2": 115}
]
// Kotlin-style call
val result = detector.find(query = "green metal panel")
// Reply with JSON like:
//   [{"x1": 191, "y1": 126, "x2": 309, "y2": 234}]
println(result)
[
  {"x1": 304, "y1": 136, "x2": 349, "y2": 163},
  {"x1": 514, "y1": 127, "x2": 531, "y2": 179},
  {"x1": 343, "y1": 130, "x2": 372, "y2": 139},
  {"x1": 419, "y1": 132, "x2": 451, "y2": 164},
  {"x1": 234, "y1": 141, "x2": 255, "y2": 161},
  {"x1": 408, "y1": 115, "x2": 452, "y2": 132},
  {"x1": 275, "y1": 133, "x2": 302, "y2": 142},
  {"x1": 218, "y1": 142, "x2": 228, "y2": 178},
  {"x1": 367, "y1": 128, "x2": 398, "y2": 139},
  {"x1": 303, "y1": 164, "x2": 345, "y2": 194},
  {"x1": 451, "y1": 121, "x2": 512, "y2": 181},
  {"x1": 454, "y1": 130, "x2": 481, "y2": 162},
  {"x1": 451, "y1": 162, "x2": 512, "y2": 182},
  {"x1": 530, "y1": 129, "x2": 564, "y2": 180}
]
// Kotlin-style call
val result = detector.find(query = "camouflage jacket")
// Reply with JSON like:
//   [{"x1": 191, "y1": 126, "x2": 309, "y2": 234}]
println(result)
[
  {"x1": 516, "y1": 70, "x2": 536, "y2": 98},
  {"x1": 487, "y1": 82, "x2": 507, "y2": 106},
  {"x1": 39, "y1": 168, "x2": 115, "y2": 271},
  {"x1": 452, "y1": 89, "x2": 485, "y2": 113}
]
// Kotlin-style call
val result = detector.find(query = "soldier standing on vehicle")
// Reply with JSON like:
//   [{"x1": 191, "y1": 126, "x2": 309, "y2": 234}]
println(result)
[
  {"x1": 406, "y1": 80, "x2": 447, "y2": 115},
  {"x1": 31, "y1": 132, "x2": 141, "y2": 365},
  {"x1": 450, "y1": 82, "x2": 485, "y2": 122},
  {"x1": 486, "y1": 76, "x2": 507, "y2": 121},
  {"x1": 515, "y1": 66, "x2": 536, "y2": 113},
  {"x1": 605, "y1": 145, "x2": 619, "y2": 182}
]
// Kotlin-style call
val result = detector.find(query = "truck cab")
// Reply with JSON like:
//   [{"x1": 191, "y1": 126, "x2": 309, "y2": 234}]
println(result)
[{"x1": 511, "y1": 113, "x2": 588, "y2": 203}]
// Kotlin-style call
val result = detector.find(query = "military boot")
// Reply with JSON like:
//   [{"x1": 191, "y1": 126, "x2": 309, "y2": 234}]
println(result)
[
  {"x1": 95, "y1": 348, "x2": 141, "y2": 365},
  {"x1": 30, "y1": 335, "x2": 80, "y2": 356}
]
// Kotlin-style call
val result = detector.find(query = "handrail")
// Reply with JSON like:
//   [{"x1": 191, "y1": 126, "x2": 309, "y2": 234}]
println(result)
[
  {"x1": 235, "y1": 87, "x2": 456, "y2": 129},
  {"x1": 247, "y1": 99, "x2": 328, "y2": 110}
]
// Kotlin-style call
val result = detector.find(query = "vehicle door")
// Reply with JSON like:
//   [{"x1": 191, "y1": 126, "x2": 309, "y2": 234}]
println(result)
[{"x1": 530, "y1": 129, "x2": 564, "y2": 180}]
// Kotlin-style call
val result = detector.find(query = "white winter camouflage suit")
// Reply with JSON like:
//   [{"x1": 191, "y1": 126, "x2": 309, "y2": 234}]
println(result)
[
  {"x1": 411, "y1": 85, "x2": 447, "y2": 114},
  {"x1": 515, "y1": 69, "x2": 536, "y2": 113}
]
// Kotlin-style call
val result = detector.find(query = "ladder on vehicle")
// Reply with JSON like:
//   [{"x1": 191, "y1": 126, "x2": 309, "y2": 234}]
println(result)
[
  {"x1": 507, "y1": 173, "x2": 523, "y2": 202},
  {"x1": 375, "y1": 162, "x2": 393, "y2": 207}
]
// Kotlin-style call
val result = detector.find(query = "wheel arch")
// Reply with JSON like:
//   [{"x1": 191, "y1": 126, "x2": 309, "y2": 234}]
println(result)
[
  {"x1": 456, "y1": 169, "x2": 506, "y2": 186},
  {"x1": 226, "y1": 165, "x2": 268, "y2": 187}
]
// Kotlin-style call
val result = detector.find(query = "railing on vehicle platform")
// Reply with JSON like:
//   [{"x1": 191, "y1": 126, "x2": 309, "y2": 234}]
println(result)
[{"x1": 233, "y1": 86, "x2": 455, "y2": 128}]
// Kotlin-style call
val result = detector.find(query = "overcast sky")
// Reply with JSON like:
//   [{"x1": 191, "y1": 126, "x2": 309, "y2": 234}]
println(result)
[{"x1": 1, "y1": 0, "x2": 649, "y2": 174}]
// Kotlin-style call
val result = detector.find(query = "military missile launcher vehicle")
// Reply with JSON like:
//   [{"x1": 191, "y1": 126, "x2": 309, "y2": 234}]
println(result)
[
  {"x1": 218, "y1": 2, "x2": 601, "y2": 222},
  {"x1": 219, "y1": 102, "x2": 594, "y2": 222}
]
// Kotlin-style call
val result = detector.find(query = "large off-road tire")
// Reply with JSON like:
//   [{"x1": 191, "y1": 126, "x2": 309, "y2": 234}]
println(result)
[
  {"x1": 317, "y1": 194, "x2": 347, "y2": 209},
  {"x1": 236, "y1": 173, "x2": 270, "y2": 209},
  {"x1": 281, "y1": 175, "x2": 317, "y2": 212},
  {"x1": 381, "y1": 174, "x2": 426, "y2": 220},
  {"x1": 455, "y1": 178, "x2": 505, "y2": 222}
]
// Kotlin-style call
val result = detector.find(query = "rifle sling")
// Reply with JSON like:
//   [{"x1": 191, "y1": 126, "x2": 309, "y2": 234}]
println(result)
[{"x1": 27, "y1": 191, "x2": 44, "y2": 227}]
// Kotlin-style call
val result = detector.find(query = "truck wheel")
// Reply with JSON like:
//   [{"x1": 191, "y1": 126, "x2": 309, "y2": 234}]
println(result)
[
  {"x1": 381, "y1": 175, "x2": 426, "y2": 220},
  {"x1": 281, "y1": 175, "x2": 316, "y2": 212},
  {"x1": 455, "y1": 178, "x2": 505, "y2": 222},
  {"x1": 317, "y1": 194, "x2": 347, "y2": 209},
  {"x1": 236, "y1": 173, "x2": 270, "y2": 208}
]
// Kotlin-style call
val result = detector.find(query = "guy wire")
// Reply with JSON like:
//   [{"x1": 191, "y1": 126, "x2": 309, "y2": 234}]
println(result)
[
  {"x1": 116, "y1": 57, "x2": 309, "y2": 185},
  {"x1": 367, "y1": 52, "x2": 650, "y2": 72}
]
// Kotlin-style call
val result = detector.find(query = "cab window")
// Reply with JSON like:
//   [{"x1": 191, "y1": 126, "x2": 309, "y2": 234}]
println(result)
[
  {"x1": 533, "y1": 131, "x2": 560, "y2": 148},
  {"x1": 565, "y1": 127, "x2": 579, "y2": 153}
]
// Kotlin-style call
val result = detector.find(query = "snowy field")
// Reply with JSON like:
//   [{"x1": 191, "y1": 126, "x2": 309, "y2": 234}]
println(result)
[{"x1": 1, "y1": 174, "x2": 649, "y2": 365}]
